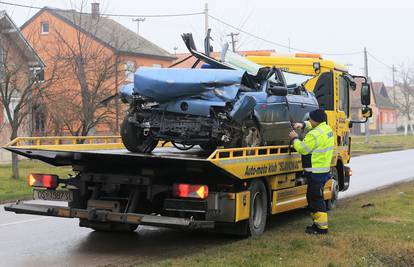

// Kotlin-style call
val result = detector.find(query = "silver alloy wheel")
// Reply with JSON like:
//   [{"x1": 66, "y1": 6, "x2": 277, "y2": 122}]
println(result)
[{"x1": 244, "y1": 126, "x2": 262, "y2": 147}]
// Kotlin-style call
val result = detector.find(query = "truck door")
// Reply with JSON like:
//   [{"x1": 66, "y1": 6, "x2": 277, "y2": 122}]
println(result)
[{"x1": 337, "y1": 73, "x2": 351, "y2": 160}]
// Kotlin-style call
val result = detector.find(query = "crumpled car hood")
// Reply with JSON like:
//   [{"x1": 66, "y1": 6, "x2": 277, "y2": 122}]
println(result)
[{"x1": 133, "y1": 67, "x2": 245, "y2": 102}]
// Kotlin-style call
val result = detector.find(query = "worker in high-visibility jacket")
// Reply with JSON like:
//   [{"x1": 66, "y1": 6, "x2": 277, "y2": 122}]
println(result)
[{"x1": 288, "y1": 109, "x2": 334, "y2": 235}]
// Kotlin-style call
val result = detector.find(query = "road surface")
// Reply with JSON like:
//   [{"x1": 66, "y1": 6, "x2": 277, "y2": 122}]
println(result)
[{"x1": 1, "y1": 149, "x2": 414, "y2": 267}]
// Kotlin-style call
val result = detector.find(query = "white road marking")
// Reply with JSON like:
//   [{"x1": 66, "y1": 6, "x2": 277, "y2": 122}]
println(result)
[{"x1": 0, "y1": 217, "x2": 49, "y2": 227}]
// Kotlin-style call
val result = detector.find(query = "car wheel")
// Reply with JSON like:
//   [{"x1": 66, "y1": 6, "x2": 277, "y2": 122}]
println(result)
[
  {"x1": 326, "y1": 167, "x2": 339, "y2": 210},
  {"x1": 121, "y1": 116, "x2": 158, "y2": 153},
  {"x1": 241, "y1": 120, "x2": 262, "y2": 147}
]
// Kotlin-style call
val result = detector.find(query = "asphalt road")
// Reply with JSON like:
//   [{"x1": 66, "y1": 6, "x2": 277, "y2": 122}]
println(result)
[{"x1": 1, "y1": 149, "x2": 414, "y2": 267}]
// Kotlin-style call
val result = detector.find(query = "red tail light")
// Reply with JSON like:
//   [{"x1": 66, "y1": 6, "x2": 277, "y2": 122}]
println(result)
[
  {"x1": 28, "y1": 174, "x2": 59, "y2": 189},
  {"x1": 173, "y1": 184, "x2": 209, "y2": 199}
]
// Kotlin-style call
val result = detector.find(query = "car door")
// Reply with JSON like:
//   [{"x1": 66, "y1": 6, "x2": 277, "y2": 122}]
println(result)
[{"x1": 253, "y1": 81, "x2": 290, "y2": 145}]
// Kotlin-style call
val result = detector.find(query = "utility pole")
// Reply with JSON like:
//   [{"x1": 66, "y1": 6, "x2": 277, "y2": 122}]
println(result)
[
  {"x1": 204, "y1": 3, "x2": 209, "y2": 38},
  {"x1": 227, "y1": 32, "x2": 239, "y2": 52},
  {"x1": 132, "y1": 18, "x2": 145, "y2": 47},
  {"x1": 392, "y1": 64, "x2": 396, "y2": 105},
  {"x1": 363, "y1": 47, "x2": 370, "y2": 143}
]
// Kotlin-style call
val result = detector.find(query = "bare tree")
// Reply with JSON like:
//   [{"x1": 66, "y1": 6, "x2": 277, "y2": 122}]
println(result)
[
  {"x1": 38, "y1": 3, "x2": 125, "y2": 137},
  {"x1": 0, "y1": 36, "x2": 51, "y2": 179},
  {"x1": 395, "y1": 64, "x2": 414, "y2": 136}
]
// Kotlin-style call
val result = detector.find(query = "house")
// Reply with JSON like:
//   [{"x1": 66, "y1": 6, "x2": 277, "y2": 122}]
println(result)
[
  {"x1": 350, "y1": 80, "x2": 397, "y2": 135},
  {"x1": 386, "y1": 84, "x2": 414, "y2": 133},
  {"x1": 372, "y1": 82, "x2": 397, "y2": 134},
  {"x1": 20, "y1": 3, "x2": 176, "y2": 136},
  {"x1": 0, "y1": 11, "x2": 45, "y2": 160}
]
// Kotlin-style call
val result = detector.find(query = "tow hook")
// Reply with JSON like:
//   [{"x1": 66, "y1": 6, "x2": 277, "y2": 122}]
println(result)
[{"x1": 143, "y1": 128, "x2": 150, "y2": 136}]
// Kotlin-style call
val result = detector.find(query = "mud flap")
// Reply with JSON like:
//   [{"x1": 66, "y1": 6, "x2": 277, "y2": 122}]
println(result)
[{"x1": 229, "y1": 95, "x2": 256, "y2": 123}]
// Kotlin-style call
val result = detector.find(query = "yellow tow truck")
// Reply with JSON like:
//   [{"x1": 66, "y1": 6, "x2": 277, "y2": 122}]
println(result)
[{"x1": 4, "y1": 54, "x2": 372, "y2": 237}]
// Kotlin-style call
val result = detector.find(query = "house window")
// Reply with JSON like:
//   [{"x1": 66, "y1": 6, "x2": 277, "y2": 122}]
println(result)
[
  {"x1": 3, "y1": 94, "x2": 20, "y2": 123},
  {"x1": 33, "y1": 104, "x2": 46, "y2": 134},
  {"x1": 384, "y1": 112, "x2": 388, "y2": 123},
  {"x1": 124, "y1": 61, "x2": 135, "y2": 82},
  {"x1": 41, "y1": 22, "x2": 49, "y2": 34}
]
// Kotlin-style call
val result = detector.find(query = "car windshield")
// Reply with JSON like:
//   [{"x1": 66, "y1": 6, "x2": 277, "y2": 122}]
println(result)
[{"x1": 220, "y1": 44, "x2": 282, "y2": 84}]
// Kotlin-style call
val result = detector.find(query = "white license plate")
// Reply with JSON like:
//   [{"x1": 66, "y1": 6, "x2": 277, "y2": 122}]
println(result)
[{"x1": 33, "y1": 189, "x2": 73, "y2": 202}]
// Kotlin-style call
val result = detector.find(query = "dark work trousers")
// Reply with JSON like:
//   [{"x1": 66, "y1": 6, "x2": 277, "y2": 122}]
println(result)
[{"x1": 305, "y1": 172, "x2": 331, "y2": 213}]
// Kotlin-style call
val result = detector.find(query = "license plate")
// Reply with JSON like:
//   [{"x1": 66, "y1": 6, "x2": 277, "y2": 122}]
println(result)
[{"x1": 33, "y1": 189, "x2": 73, "y2": 202}]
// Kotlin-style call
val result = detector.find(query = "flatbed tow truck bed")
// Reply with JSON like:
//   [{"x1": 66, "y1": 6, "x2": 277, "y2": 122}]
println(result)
[{"x1": 3, "y1": 137, "x2": 335, "y2": 235}]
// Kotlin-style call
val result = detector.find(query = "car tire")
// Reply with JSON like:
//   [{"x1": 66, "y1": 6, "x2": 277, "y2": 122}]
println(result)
[
  {"x1": 326, "y1": 167, "x2": 339, "y2": 210},
  {"x1": 121, "y1": 116, "x2": 158, "y2": 153},
  {"x1": 199, "y1": 142, "x2": 217, "y2": 152}
]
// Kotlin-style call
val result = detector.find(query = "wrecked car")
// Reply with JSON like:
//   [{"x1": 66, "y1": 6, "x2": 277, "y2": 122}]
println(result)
[{"x1": 119, "y1": 33, "x2": 318, "y2": 153}]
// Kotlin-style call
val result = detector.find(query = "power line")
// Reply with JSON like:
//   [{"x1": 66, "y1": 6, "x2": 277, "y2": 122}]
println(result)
[
  {"x1": 367, "y1": 51, "x2": 393, "y2": 69},
  {"x1": 0, "y1": 1, "x2": 204, "y2": 18},
  {"x1": 208, "y1": 14, "x2": 363, "y2": 56}
]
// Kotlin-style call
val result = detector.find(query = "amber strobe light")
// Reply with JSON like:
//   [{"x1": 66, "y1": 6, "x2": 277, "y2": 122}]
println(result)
[
  {"x1": 173, "y1": 184, "x2": 209, "y2": 199},
  {"x1": 28, "y1": 174, "x2": 59, "y2": 189}
]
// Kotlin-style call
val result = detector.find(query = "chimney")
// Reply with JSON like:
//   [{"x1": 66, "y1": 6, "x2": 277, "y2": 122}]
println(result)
[{"x1": 91, "y1": 2, "x2": 100, "y2": 19}]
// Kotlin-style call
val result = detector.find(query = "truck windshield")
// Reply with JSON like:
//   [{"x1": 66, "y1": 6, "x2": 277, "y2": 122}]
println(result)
[{"x1": 282, "y1": 71, "x2": 314, "y2": 87}]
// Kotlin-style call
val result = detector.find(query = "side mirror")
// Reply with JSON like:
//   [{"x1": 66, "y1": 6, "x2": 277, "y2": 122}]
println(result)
[
  {"x1": 268, "y1": 86, "x2": 288, "y2": 96},
  {"x1": 361, "y1": 106, "x2": 372, "y2": 118},
  {"x1": 361, "y1": 82, "x2": 371, "y2": 106}
]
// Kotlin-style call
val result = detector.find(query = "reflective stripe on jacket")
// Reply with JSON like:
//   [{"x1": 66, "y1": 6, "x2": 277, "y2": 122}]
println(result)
[{"x1": 293, "y1": 122, "x2": 334, "y2": 173}]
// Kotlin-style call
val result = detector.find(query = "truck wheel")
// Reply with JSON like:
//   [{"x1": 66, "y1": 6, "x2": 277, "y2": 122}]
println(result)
[
  {"x1": 326, "y1": 167, "x2": 339, "y2": 210},
  {"x1": 121, "y1": 116, "x2": 158, "y2": 153},
  {"x1": 236, "y1": 180, "x2": 268, "y2": 237}
]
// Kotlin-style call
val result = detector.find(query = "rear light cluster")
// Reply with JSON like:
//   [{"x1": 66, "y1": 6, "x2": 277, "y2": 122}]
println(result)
[
  {"x1": 173, "y1": 184, "x2": 209, "y2": 199},
  {"x1": 28, "y1": 174, "x2": 59, "y2": 189}
]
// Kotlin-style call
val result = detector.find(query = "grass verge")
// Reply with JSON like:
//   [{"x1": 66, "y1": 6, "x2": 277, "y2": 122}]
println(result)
[
  {"x1": 0, "y1": 160, "x2": 71, "y2": 202},
  {"x1": 136, "y1": 181, "x2": 414, "y2": 267},
  {"x1": 351, "y1": 134, "x2": 414, "y2": 156}
]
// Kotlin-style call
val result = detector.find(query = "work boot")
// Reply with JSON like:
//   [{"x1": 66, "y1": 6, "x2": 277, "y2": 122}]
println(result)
[{"x1": 305, "y1": 224, "x2": 328, "y2": 235}]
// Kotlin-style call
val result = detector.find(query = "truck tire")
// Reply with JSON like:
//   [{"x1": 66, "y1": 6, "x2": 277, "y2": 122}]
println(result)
[
  {"x1": 121, "y1": 116, "x2": 158, "y2": 153},
  {"x1": 326, "y1": 167, "x2": 339, "y2": 210},
  {"x1": 235, "y1": 180, "x2": 268, "y2": 237}
]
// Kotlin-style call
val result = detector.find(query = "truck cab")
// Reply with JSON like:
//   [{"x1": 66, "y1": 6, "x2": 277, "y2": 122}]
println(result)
[{"x1": 247, "y1": 53, "x2": 372, "y2": 191}]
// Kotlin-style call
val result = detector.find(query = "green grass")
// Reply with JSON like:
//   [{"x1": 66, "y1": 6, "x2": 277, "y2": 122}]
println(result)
[
  {"x1": 351, "y1": 134, "x2": 414, "y2": 156},
  {"x1": 0, "y1": 160, "x2": 71, "y2": 202},
  {"x1": 134, "y1": 181, "x2": 414, "y2": 267}
]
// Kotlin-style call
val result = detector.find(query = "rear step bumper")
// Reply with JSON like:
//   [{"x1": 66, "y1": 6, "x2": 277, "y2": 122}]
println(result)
[{"x1": 4, "y1": 201, "x2": 214, "y2": 229}]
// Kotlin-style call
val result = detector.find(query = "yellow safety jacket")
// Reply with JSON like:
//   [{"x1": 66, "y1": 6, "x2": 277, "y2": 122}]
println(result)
[{"x1": 293, "y1": 121, "x2": 334, "y2": 173}]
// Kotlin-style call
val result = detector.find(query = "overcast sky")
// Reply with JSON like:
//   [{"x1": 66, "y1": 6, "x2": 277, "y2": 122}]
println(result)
[{"x1": 2, "y1": 0, "x2": 413, "y2": 85}]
